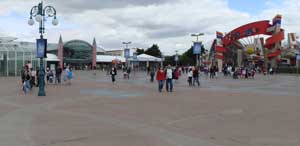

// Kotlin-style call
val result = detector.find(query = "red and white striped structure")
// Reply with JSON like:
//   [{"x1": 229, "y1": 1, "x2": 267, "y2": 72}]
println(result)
[
  {"x1": 92, "y1": 38, "x2": 97, "y2": 69},
  {"x1": 57, "y1": 35, "x2": 64, "y2": 69},
  {"x1": 288, "y1": 33, "x2": 298, "y2": 49}
]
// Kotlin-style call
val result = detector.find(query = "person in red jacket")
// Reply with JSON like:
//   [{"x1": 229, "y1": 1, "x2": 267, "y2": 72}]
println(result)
[{"x1": 156, "y1": 66, "x2": 166, "y2": 92}]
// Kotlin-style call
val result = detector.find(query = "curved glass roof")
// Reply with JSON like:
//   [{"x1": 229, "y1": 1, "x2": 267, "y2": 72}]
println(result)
[
  {"x1": 64, "y1": 40, "x2": 93, "y2": 51},
  {"x1": 63, "y1": 40, "x2": 93, "y2": 61}
]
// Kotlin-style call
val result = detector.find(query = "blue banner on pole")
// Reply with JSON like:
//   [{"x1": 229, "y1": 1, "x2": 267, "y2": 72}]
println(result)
[
  {"x1": 124, "y1": 49, "x2": 130, "y2": 58},
  {"x1": 36, "y1": 39, "x2": 47, "y2": 58},
  {"x1": 296, "y1": 53, "x2": 300, "y2": 61},
  {"x1": 193, "y1": 42, "x2": 202, "y2": 55},
  {"x1": 174, "y1": 55, "x2": 179, "y2": 61}
]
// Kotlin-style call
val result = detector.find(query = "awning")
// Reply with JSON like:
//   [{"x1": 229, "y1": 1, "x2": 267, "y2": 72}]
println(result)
[
  {"x1": 96, "y1": 55, "x2": 126, "y2": 63},
  {"x1": 128, "y1": 54, "x2": 162, "y2": 62},
  {"x1": 46, "y1": 53, "x2": 59, "y2": 61}
]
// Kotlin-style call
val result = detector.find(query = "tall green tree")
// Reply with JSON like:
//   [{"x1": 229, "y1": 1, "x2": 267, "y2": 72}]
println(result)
[
  {"x1": 180, "y1": 45, "x2": 206, "y2": 66},
  {"x1": 145, "y1": 44, "x2": 162, "y2": 57},
  {"x1": 136, "y1": 48, "x2": 145, "y2": 55}
]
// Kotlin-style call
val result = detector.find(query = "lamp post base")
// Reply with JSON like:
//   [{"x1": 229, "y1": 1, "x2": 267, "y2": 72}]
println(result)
[{"x1": 38, "y1": 58, "x2": 46, "y2": 96}]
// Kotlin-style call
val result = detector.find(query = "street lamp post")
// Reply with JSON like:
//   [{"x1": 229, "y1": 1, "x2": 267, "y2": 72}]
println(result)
[
  {"x1": 28, "y1": 0, "x2": 58, "y2": 96},
  {"x1": 122, "y1": 41, "x2": 132, "y2": 68},
  {"x1": 175, "y1": 50, "x2": 179, "y2": 67},
  {"x1": 161, "y1": 54, "x2": 165, "y2": 68},
  {"x1": 191, "y1": 33, "x2": 204, "y2": 67}
]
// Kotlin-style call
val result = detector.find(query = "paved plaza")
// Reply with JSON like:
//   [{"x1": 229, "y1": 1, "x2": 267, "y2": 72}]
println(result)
[{"x1": 0, "y1": 71, "x2": 300, "y2": 146}]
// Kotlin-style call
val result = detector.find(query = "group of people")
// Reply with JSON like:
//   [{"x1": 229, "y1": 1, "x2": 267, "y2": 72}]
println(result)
[
  {"x1": 156, "y1": 65, "x2": 179, "y2": 92},
  {"x1": 21, "y1": 64, "x2": 38, "y2": 94},
  {"x1": 21, "y1": 63, "x2": 74, "y2": 94}
]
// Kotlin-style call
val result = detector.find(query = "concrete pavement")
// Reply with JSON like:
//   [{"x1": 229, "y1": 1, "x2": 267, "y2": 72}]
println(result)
[{"x1": 0, "y1": 71, "x2": 300, "y2": 146}]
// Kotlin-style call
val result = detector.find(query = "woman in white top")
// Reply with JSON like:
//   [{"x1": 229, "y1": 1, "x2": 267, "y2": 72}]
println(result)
[{"x1": 188, "y1": 68, "x2": 193, "y2": 86}]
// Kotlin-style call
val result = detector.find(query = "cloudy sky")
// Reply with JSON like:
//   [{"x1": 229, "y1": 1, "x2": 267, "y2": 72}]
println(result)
[{"x1": 0, "y1": 0, "x2": 299, "y2": 55}]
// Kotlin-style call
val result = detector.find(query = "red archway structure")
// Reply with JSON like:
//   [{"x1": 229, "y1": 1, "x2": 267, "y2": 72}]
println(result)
[{"x1": 215, "y1": 15, "x2": 284, "y2": 68}]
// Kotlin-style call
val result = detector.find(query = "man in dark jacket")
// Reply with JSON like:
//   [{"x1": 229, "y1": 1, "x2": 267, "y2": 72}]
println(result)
[
  {"x1": 193, "y1": 67, "x2": 200, "y2": 87},
  {"x1": 55, "y1": 67, "x2": 62, "y2": 84}
]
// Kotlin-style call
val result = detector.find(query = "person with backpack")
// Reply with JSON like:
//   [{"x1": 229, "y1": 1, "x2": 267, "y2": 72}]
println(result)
[{"x1": 156, "y1": 66, "x2": 165, "y2": 92}]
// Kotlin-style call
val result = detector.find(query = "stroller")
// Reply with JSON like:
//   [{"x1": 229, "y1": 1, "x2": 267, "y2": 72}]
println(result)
[{"x1": 48, "y1": 71, "x2": 54, "y2": 84}]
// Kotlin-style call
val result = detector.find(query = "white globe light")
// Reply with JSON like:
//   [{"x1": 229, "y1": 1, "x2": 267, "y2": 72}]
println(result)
[
  {"x1": 28, "y1": 18, "x2": 35, "y2": 26},
  {"x1": 52, "y1": 18, "x2": 59, "y2": 26},
  {"x1": 35, "y1": 15, "x2": 42, "y2": 22}
]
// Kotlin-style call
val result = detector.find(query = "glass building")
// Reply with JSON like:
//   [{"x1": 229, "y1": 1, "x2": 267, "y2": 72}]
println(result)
[{"x1": 0, "y1": 39, "x2": 57, "y2": 76}]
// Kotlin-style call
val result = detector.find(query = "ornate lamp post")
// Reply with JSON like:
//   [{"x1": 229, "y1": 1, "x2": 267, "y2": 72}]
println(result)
[{"x1": 28, "y1": 0, "x2": 58, "y2": 96}]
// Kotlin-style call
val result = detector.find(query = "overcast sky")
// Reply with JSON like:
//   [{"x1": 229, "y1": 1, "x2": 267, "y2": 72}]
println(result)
[{"x1": 0, "y1": 0, "x2": 299, "y2": 55}]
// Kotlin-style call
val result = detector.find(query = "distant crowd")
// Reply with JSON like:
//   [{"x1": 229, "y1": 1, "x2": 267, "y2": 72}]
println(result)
[{"x1": 21, "y1": 62, "x2": 74, "y2": 95}]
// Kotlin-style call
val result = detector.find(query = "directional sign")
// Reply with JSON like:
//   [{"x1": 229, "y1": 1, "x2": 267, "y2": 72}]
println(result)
[{"x1": 296, "y1": 53, "x2": 300, "y2": 61}]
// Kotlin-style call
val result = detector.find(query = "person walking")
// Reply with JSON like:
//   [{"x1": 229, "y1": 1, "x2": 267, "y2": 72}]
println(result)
[
  {"x1": 165, "y1": 64, "x2": 173, "y2": 92},
  {"x1": 110, "y1": 66, "x2": 117, "y2": 84},
  {"x1": 67, "y1": 67, "x2": 73, "y2": 85},
  {"x1": 188, "y1": 68, "x2": 193, "y2": 86},
  {"x1": 55, "y1": 67, "x2": 62, "y2": 84},
  {"x1": 193, "y1": 67, "x2": 200, "y2": 87},
  {"x1": 156, "y1": 67, "x2": 165, "y2": 92},
  {"x1": 23, "y1": 70, "x2": 31, "y2": 95},
  {"x1": 150, "y1": 68, "x2": 155, "y2": 82},
  {"x1": 126, "y1": 67, "x2": 131, "y2": 79},
  {"x1": 174, "y1": 68, "x2": 179, "y2": 82}
]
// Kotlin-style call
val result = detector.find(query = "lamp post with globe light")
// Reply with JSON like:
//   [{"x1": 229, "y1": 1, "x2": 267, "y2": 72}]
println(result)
[{"x1": 28, "y1": 0, "x2": 58, "y2": 96}]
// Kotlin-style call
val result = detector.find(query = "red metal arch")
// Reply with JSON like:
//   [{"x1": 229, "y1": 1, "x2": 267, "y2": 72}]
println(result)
[
  {"x1": 215, "y1": 16, "x2": 284, "y2": 60},
  {"x1": 222, "y1": 20, "x2": 272, "y2": 46}
]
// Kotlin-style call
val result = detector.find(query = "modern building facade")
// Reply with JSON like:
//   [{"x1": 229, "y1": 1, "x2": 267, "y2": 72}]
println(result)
[{"x1": 0, "y1": 37, "x2": 57, "y2": 76}]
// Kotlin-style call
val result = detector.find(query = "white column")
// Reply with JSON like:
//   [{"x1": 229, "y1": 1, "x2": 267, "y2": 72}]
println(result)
[
  {"x1": 237, "y1": 49, "x2": 243, "y2": 67},
  {"x1": 15, "y1": 49, "x2": 17, "y2": 76},
  {"x1": 22, "y1": 50, "x2": 25, "y2": 67},
  {"x1": 6, "y1": 50, "x2": 9, "y2": 76},
  {"x1": 217, "y1": 59, "x2": 223, "y2": 72}
]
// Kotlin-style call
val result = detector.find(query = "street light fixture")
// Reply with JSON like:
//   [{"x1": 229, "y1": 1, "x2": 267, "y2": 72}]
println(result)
[
  {"x1": 122, "y1": 41, "x2": 132, "y2": 49},
  {"x1": 191, "y1": 33, "x2": 204, "y2": 42},
  {"x1": 122, "y1": 41, "x2": 132, "y2": 67},
  {"x1": 28, "y1": 0, "x2": 58, "y2": 96},
  {"x1": 191, "y1": 33, "x2": 205, "y2": 67}
]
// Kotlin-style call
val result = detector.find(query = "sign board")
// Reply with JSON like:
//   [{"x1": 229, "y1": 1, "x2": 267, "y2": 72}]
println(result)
[
  {"x1": 174, "y1": 55, "x2": 179, "y2": 61},
  {"x1": 124, "y1": 48, "x2": 130, "y2": 59},
  {"x1": 296, "y1": 53, "x2": 300, "y2": 61},
  {"x1": 193, "y1": 42, "x2": 202, "y2": 55},
  {"x1": 133, "y1": 52, "x2": 137, "y2": 60},
  {"x1": 162, "y1": 55, "x2": 165, "y2": 61},
  {"x1": 36, "y1": 39, "x2": 47, "y2": 58},
  {"x1": 50, "y1": 64, "x2": 56, "y2": 71}
]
